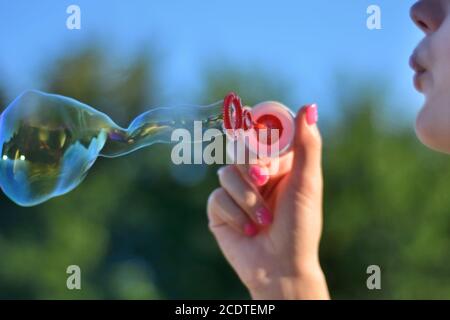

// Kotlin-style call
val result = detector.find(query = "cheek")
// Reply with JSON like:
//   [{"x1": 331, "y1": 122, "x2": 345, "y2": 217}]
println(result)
[
  {"x1": 416, "y1": 19, "x2": 450, "y2": 153},
  {"x1": 416, "y1": 97, "x2": 450, "y2": 153},
  {"x1": 431, "y1": 19, "x2": 450, "y2": 86}
]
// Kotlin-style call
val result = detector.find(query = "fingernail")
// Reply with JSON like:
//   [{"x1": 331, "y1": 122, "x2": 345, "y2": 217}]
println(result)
[
  {"x1": 248, "y1": 165, "x2": 269, "y2": 186},
  {"x1": 244, "y1": 223, "x2": 258, "y2": 237},
  {"x1": 306, "y1": 104, "x2": 318, "y2": 125},
  {"x1": 255, "y1": 207, "x2": 273, "y2": 226}
]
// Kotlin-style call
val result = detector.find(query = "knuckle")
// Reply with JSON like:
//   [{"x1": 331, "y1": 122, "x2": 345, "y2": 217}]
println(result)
[
  {"x1": 217, "y1": 165, "x2": 236, "y2": 184},
  {"x1": 220, "y1": 165, "x2": 235, "y2": 176},
  {"x1": 207, "y1": 188, "x2": 225, "y2": 215},
  {"x1": 208, "y1": 188, "x2": 225, "y2": 206},
  {"x1": 314, "y1": 129, "x2": 322, "y2": 147},
  {"x1": 243, "y1": 190, "x2": 258, "y2": 208},
  {"x1": 299, "y1": 173, "x2": 323, "y2": 195}
]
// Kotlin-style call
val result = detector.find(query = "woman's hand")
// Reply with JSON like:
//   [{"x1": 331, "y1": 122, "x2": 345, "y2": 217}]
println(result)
[{"x1": 207, "y1": 104, "x2": 329, "y2": 300}]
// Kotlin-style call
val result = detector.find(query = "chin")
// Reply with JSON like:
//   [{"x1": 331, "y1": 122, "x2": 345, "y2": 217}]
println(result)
[{"x1": 415, "y1": 102, "x2": 450, "y2": 154}]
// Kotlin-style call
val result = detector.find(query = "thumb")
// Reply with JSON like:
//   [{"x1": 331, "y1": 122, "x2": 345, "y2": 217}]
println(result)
[{"x1": 291, "y1": 104, "x2": 322, "y2": 181}]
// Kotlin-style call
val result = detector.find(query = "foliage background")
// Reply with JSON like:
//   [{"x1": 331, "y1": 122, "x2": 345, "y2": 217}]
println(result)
[{"x1": 0, "y1": 1, "x2": 449, "y2": 299}]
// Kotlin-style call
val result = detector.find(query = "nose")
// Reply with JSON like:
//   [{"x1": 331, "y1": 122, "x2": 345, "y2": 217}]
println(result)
[{"x1": 410, "y1": 0, "x2": 445, "y2": 34}]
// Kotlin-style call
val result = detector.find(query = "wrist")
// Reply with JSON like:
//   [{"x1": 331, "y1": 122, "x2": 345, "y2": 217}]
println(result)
[{"x1": 249, "y1": 265, "x2": 330, "y2": 300}]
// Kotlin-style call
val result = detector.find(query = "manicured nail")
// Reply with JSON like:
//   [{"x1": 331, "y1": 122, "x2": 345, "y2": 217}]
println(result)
[
  {"x1": 248, "y1": 165, "x2": 269, "y2": 186},
  {"x1": 255, "y1": 207, "x2": 273, "y2": 226},
  {"x1": 305, "y1": 104, "x2": 318, "y2": 125},
  {"x1": 244, "y1": 223, "x2": 258, "y2": 237}
]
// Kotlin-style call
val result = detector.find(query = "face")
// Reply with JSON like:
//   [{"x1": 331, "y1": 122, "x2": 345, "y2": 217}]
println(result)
[{"x1": 410, "y1": 0, "x2": 450, "y2": 152}]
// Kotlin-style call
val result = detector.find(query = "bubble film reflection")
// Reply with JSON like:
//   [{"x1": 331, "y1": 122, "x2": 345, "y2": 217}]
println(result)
[{"x1": 0, "y1": 90, "x2": 227, "y2": 206}]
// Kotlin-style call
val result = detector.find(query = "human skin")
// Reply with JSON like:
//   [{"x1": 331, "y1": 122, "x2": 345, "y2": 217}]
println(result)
[
  {"x1": 411, "y1": 0, "x2": 450, "y2": 152},
  {"x1": 207, "y1": 105, "x2": 329, "y2": 299},
  {"x1": 207, "y1": 0, "x2": 447, "y2": 300}
]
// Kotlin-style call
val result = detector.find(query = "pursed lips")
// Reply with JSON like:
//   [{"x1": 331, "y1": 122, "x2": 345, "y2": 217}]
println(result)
[{"x1": 409, "y1": 53, "x2": 428, "y2": 92}]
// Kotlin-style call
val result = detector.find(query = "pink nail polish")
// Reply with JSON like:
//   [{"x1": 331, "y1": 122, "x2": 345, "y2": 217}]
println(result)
[
  {"x1": 306, "y1": 104, "x2": 318, "y2": 125},
  {"x1": 255, "y1": 207, "x2": 273, "y2": 226},
  {"x1": 244, "y1": 223, "x2": 258, "y2": 237},
  {"x1": 248, "y1": 165, "x2": 269, "y2": 186}
]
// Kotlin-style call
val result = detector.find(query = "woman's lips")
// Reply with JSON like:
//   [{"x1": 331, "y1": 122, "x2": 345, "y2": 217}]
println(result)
[{"x1": 409, "y1": 54, "x2": 428, "y2": 92}]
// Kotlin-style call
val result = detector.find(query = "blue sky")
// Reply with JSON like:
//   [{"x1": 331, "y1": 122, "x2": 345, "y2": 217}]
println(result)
[{"x1": 0, "y1": 0, "x2": 422, "y2": 119}]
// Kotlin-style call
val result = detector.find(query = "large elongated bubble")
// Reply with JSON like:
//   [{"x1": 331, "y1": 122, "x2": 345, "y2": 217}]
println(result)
[
  {"x1": 0, "y1": 90, "x2": 294, "y2": 207},
  {"x1": 0, "y1": 90, "x2": 226, "y2": 206}
]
